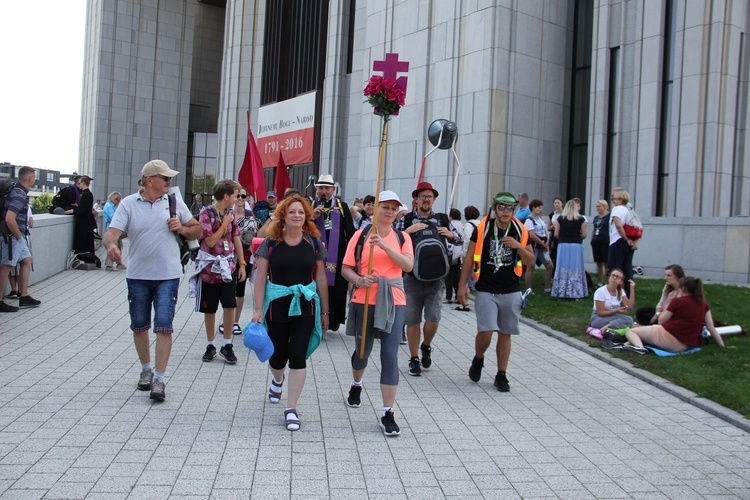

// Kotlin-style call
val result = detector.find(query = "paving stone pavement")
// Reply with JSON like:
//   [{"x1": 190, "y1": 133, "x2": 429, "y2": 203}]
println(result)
[{"x1": 0, "y1": 268, "x2": 748, "y2": 499}]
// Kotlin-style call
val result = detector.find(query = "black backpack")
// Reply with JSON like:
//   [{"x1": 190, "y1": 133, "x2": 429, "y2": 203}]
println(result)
[
  {"x1": 403, "y1": 212, "x2": 450, "y2": 281},
  {"x1": 0, "y1": 180, "x2": 18, "y2": 236},
  {"x1": 50, "y1": 185, "x2": 74, "y2": 213}
]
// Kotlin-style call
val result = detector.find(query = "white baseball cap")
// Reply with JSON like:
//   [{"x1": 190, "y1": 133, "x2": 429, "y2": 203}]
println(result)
[{"x1": 378, "y1": 190, "x2": 402, "y2": 205}]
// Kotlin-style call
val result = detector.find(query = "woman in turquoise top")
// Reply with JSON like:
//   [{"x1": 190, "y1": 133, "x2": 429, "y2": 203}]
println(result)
[{"x1": 252, "y1": 194, "x2": 329, "y2": 431}]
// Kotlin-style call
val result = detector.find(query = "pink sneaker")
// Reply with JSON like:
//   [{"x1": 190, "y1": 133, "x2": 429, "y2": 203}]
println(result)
[{"x1": 586, "y1": 327, "x2": 603, "y2": 340}]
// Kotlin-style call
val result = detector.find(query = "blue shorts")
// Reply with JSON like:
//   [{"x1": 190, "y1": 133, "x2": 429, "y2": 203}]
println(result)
[
  {"x1": 1, "y1": 235, "x2": 32, "y2": 267},
  {"x1": 127, "y1": 279, "x2": 180, "y2": 334}
]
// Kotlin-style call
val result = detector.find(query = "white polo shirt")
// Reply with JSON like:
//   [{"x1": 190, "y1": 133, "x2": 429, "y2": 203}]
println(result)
[{"x1": 110, "y1": 192, "x2": 193, "y2": 280}]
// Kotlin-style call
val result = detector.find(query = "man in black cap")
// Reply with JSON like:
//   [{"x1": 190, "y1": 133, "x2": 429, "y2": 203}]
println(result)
[
  {"x1": 311, "y1": 174, "x2": 354, "y2": 332},
  {"x1": 396, "y1": 181, "x2": 462, "y2": 376}
]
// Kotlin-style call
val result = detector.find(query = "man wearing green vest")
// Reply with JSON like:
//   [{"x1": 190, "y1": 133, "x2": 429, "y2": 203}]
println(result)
[{"x1": 457, "y1": 192, "x2": 534, "y2": 392}]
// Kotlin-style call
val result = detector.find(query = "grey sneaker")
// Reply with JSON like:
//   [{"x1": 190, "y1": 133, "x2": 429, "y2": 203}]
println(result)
[
  {"x1": 622, "y1": 345, "x2": 648, "y2": 355},
  {"x1": 150, "y1": 379, "x2": 165, "y2": 401},
  {"x1": 137, "y1": 369, "x2": 153, "y2": 391}
]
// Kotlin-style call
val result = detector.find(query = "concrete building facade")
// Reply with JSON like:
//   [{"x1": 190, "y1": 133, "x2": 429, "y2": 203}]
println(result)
[{"x1": 79, "y1": 0, "x2": 749, "y2": 283}]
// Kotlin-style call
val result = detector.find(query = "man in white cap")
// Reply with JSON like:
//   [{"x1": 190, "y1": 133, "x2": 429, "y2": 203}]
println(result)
[
  {"x1": 311, "y1": 174, "x2": 355, "y2": 332},
  {"x1": 104, "y1": 160, "x2": 201, "y2": 401}
]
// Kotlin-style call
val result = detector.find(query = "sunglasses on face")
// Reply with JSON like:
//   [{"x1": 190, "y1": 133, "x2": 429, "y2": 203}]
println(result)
[
  {"x1": 152, "y1": 175, "x2": 171, "y2": 182},
  {"x1": 238, "y1": 194, "x2": 247, "y2": 199},
  {"x1": 495, "y1": 204, "x2": 517, "y2": 212}
]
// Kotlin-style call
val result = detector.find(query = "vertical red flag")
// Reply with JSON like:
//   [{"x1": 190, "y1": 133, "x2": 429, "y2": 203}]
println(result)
[
  {"x1": 274, "y1": 151, "x2": 292, "y2": 197},
  {"x1": 237, "y1": 111, "x2": 268, "y2": 202}
]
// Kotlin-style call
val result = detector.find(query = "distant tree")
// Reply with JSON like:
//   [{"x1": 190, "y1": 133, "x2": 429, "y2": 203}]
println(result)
[{"x1": 31, "y1": 193, "x2": 53, "y2": 214}]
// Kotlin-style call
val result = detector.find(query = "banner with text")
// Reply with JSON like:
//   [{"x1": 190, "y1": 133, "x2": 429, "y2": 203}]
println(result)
[{"x1": 257, "y1": 91, "x2": 316, "y2": 167}]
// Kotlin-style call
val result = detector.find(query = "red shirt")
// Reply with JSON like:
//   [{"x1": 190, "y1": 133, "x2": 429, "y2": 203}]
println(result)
[
  {"x1": 663, "y1": 295, "x2": 710, "y2": 347},
  {"x1": 199, "y1": 206, "x2": 240, "y2": 284}
]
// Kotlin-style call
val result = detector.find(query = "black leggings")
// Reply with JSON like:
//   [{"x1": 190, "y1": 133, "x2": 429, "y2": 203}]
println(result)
[
  {"x1": 267, "y1": 315, "x2": 314, "y2": 370},
  {"x1": 444, "y1": 260, "x2": 461, "y2": 300}
]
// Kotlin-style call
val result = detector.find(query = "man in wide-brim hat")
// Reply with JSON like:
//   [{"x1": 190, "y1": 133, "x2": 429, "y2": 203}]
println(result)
[
  {"x1": 311, "y1": 174, "x2": 355, "y2": 332},
  {"x1": 396, "y1": 181, "x2": 463, "y2": 377}
]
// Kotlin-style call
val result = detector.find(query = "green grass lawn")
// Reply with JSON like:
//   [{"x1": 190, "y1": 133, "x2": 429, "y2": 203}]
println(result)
[{"x1": 522, "y1": 270, "x2": 750, "y2": 418}]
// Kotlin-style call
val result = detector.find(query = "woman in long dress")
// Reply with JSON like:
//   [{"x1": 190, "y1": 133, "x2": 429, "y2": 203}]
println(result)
[{"x1": 551, "y1": 200, "x2": 588, "y2": 299}]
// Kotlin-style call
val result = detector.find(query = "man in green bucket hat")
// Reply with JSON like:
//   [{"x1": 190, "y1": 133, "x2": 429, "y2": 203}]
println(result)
[{"x1": 457, "y1": 192, "x2": 534, "y2": 392}]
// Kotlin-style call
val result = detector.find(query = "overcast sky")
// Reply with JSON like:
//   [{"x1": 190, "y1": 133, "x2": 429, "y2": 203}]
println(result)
[{"x1": 0, "y1": 1, "x2": 86, "y2": 175}]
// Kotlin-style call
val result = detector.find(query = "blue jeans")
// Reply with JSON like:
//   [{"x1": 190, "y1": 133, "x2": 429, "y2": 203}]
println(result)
[{"x1": 127, "y1": 279, "x2": 179, "y2": 334}]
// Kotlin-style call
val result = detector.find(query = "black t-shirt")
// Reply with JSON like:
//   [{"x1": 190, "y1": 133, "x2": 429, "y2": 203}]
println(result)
[
  {"x1": 256, "y1": 236, "x2": 325, "y2": 321},
  {"x1": 470, "y1": 220, "x2": 522, "y2": 294},
  {"x1": 591, "y1": 214, "x2": 609, "y2": 243},
  {"x1": 558, "y1": 217, "x2": 585, "y2": 244}
]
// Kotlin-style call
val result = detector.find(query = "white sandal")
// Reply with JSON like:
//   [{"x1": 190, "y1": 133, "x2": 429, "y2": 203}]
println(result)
[
  {"x1": 284, "y1": 408, "x2": 300, "y2": 431},
  {"x1": 268, "y1": 376, "x2": 284, "y2": 404}
]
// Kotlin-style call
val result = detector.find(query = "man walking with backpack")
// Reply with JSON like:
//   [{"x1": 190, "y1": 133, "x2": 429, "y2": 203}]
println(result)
[
  {"x1": 397, "y1": 182, "x2": 462, "y2": 376},
  {"x1": 1, "y1": 166, "x2": 41, "y2": 312}
]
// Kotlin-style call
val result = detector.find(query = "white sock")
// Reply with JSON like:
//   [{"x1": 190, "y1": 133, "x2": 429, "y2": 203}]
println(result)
[
  {"x1": 382, "y1": 406, "x2": 392, "y2": 417},
  {"x1": 352, "y1": 379, "x2": 363, "y2": 387},
  {"x1": 142, "y1": 363, "x2": 152, "y2": 372},
  {"x1": 153, "y1": 371, "x2": 165, "y2": 381},
  {"x1": 222, "y1": 338, "x2": 232, "y2": 346},
  {"x1": 208, "y1": 340, "x2": 216, "y2": 347},
  {"x1": 273, "y1": 377, "x2": 284, "y2": 386}
]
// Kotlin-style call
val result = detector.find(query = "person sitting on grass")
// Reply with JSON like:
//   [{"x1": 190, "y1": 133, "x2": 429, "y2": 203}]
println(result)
[
  {"x1": 587, "y1": 268, "x2": 636, "y2": 339},
  {"x1": 635, "y1": 264, "x2": 684, "y2": 325},
  {"x1": 603, "y1": 276, "x2": 725, "y2": 354}
]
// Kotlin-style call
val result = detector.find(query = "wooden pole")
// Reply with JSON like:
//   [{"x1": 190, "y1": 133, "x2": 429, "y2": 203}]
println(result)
[{"x1": 359, "y1": 118, "x2": 389, "y2": 358}]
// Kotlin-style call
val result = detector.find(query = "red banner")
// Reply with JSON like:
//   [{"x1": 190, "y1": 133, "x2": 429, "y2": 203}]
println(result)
[{"x1": 258, "y1": 128, "x2": 314, "y2": 168}]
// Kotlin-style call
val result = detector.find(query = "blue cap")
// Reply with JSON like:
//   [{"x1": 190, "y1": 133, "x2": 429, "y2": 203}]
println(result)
[{"x1": 242, "y1": 322, "x2": 274, "y2": 362}]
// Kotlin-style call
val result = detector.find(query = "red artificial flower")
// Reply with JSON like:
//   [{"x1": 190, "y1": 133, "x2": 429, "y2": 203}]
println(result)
[{"x1": 363, "y1": 75, "x2": 405, "y2": 118}]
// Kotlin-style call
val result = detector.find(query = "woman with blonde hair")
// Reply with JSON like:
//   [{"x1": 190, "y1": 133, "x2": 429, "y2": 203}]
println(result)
[
  {"x1": 608, "y1": 189, "x2": 635, "y2": 294},
  {"x1": 551, "y1": 199, "x2": 588, "y2": 299},
  {"x1": 252, "y1": 194, "x2": 329, "y2": 431},
  {"x1": 590, "y1": 199, "x2": 610, "y2": 285}
]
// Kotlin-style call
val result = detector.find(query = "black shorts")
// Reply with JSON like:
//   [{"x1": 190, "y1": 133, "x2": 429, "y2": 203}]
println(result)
[
  {"x1": 199, "y1": 278, "x2": 237, "y2": 313},
  {"x1": 235, "y1": 262, "x2": 252, "y2": 298},
  {"x1": 591, "y1": 240, "x2": 609, "y2": 264}
]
